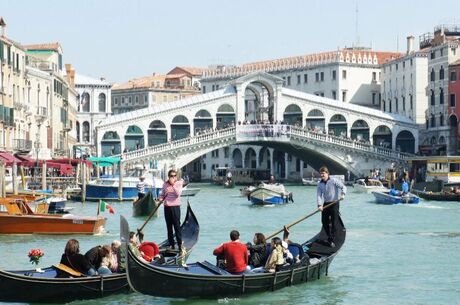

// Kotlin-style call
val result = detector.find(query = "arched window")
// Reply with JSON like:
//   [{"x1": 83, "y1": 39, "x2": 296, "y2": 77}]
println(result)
[
  {"x1": 82, "y1": 92, "x2": 90, "y2": 112},
  {"x1": 440, "y1": 66, "x2": 444, "y2": 80},
  {"x1": 98, "y1": 93, "x2": 106, "y2": 112},
  {"x1": 82, "y1": 121, "x2": 90, "y2": 142}
]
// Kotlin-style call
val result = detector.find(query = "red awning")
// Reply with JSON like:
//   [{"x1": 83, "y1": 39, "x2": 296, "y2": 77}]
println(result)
[
  {"x1": 0, "y1": 152, "x2": 22, "y2": 166},
  {"x1": 52, "y1": 158, "x2": 93, "y2": 167}
]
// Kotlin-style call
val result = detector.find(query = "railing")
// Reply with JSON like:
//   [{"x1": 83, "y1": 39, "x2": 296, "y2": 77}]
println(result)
[
  {"x1": 13, "y1": 139, "x2": 33, "y2": 152},
  {"x1": 119, "y1": 127, "x2": 236, "y2": 162},
  {"x1": 118, "y1": 124, "x2": 413, "y2": 163}
]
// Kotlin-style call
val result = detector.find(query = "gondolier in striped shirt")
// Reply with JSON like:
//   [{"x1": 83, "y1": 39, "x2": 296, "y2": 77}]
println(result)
[
  {"x1": 137, "y1": 176, "x2": 146, "y2": 199},
  {"x1": 316, "y1": 166, "x2": 346, "y2": 248},
  {"x1": 158, "y1": 169, "x2": 185, "y2": 251}
]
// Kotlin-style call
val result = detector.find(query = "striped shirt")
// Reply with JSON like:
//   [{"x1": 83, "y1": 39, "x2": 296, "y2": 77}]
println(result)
[
  {"x1": 137, "y1": 181, "x2": 146, "y2": 194},
  {"x1": 316, "y1": 177, "x2": 346, "y2": 206},
  {"x1": 159, "y1": 179, "x2": 184, "y2": 207}
]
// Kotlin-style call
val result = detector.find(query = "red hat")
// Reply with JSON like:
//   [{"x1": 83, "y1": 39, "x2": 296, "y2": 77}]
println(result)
[{"x1": 139, "y1": 242, "x2": 160, "y2": 262}]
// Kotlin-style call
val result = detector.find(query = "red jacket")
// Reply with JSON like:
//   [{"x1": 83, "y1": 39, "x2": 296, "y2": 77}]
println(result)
[{"x1": 213, "y1": 241, "x2": 248, "y2": 273}]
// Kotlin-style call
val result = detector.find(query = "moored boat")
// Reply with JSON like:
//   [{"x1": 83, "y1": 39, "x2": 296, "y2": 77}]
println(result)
[
  {"x1": 248, "y1": 183, "x2": 293, "y2": 205},
  {"x1": 0, "y1": 198, "x2": 106, "y2": 234},
  {"x1": 132, "y1": 191, "x2": 158, "y2": 217},
  {"x1": 412, "y1": 188, "x2": 460, "y2": 201},
  {"x1": 302, "y1": 177, "x2": 319, "y2": 186},
  {"x1": 182, "y1": 185, "x2": 201, "y2": 197},
  {"x1": 125, "y1": 214, "x2": 346, "y2": 298},
  {"x1": 0, "y1": 203, "x2": 200, "y2": 303},
  {"x1": 371, "y1": 191, "x2": 420, "y2": 204},
  {"x1": 353, "y1": 178, "x2": 387, "y2": 193}
]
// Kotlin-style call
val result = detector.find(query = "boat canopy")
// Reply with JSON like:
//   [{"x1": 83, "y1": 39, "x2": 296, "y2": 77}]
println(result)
[{"x1": 87, "y1": 156, "x2": 121, "y2": 167}]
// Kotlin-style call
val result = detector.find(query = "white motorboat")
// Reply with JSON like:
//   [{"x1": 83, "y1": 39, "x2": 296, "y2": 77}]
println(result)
[{"x1": 353, "y1": 178, "x2": 387, "y2": 193}]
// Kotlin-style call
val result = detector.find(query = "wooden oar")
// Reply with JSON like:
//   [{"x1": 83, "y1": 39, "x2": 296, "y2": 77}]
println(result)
[
  {"x1": 136, "y1": 199, "x2": 164, "y2": 239},
  {"x1": 266, "y1": 199, "x2": 341, "y2": 240}
]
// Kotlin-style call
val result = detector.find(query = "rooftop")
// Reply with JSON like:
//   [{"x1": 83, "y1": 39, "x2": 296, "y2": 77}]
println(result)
[
  {"x1": 203, "y1": 49, "x2": 402, "y2": 79},
  {"x1": 23, "y1": 42, "x2": 62, "y2": 52},
  {"x1": 74, "y1": 74, "x2": 111, "y2": 86}
]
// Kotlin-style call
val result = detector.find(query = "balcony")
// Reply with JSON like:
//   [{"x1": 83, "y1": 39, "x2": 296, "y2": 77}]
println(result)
[
  {"x1": 63, "y1": 121, "x2": 72, "y2": 132},
  {"x1": 13, "y1": 139, "x2": 33, "y2": 152},
  {"x1": 35, "y1": 107, "x2": 48, "y2": 123}
]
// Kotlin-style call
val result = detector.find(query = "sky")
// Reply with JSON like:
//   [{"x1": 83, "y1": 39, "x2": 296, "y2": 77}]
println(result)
[{"x1": 2, "y1": 0, "x2": 460, "y2": 83}]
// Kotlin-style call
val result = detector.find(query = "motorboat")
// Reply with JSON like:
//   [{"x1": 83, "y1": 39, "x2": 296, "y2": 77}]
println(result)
[{"x1": 353, "y1": 178, "x2": 387, "y2": 193}]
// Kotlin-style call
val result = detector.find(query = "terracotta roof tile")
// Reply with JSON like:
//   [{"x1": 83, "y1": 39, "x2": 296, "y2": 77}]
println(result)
[{"x1": 23, "y1": 42, "x2": 62, "y2": 52}]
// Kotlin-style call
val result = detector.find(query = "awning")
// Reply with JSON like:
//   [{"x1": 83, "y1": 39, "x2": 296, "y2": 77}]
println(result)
[
  {"x1": 88, "y1": 156, "x2": 121, "y2": 167},
  {"x1": 0, "y1": 152, "x2": 22, "y2": 166},
  {"x1": 52, "y1": 158, "x2": 93, "y2": 167},
  {"x1": 18, "y1": 160, "x2": 74, "y2": 175}
]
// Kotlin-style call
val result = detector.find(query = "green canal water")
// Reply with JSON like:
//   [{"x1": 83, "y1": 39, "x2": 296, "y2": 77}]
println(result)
[{"x1": 1, "y1": 184, "x2": 459, "y2": 305}]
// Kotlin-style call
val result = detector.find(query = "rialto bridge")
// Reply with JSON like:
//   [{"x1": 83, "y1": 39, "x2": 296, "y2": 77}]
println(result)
[{"x1": 96, "y1": 72, "x2": 418, "y2": 177}]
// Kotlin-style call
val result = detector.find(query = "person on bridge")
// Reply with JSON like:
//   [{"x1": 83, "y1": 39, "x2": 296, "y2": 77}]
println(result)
[
  {"x1": 316, "y1": 166, "x2": 346, "y2": 248},
  {"x1": 158, "y1": 169, "x2": 185, "y2": 251}
]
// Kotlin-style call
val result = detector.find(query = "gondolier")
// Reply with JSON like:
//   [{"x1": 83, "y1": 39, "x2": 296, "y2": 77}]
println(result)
[
  {"x1": 137, "y1": 176, "x2": 146, "y2": 199},
  {"x1": 316, "y1": 166, "x2": 346, "y2": 248},
  {"x1": 158, "y1": 169, "x2": 184, "y2": 251}
]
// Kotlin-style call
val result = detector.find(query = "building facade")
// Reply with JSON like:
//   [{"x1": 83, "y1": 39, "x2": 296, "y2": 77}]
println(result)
[
  {"x1": 72, "y1": 70, "x2": 112, "y2": 157},
  {"x1": 111, "y1": 71, "x2": 202, "y2": 115},
  {"x1": 448, "y1": 59, "x2": 460, "y2": 153},
  {"x1": 381, "y1": 36, "x2": 428, "y2": 129},
  {"x1": 201, "y1": 48, "x2": 402, "y2": 110},
  {"x1": 420, "y1": 25, "x2": 460, "y2": 155}
]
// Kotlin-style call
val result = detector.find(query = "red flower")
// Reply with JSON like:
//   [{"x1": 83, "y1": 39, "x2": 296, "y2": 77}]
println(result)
[{"x1": 28, "y1": 248, "x2": 44, "y2": 266}]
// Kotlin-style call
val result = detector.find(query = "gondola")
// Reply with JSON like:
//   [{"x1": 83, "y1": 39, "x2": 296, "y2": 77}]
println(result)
[
  {"x1": 372, "y1": 191, "x2": 420, "y2": 204},
  {"x1": 132, "y1": 191, "x2": 158, "y2": 217},
  {"x1": 0, "y1": 203, "x2": 199, "y2": 303},
  {"x1": 125, "y1": 214, "x2": 346, "y2": 298},
  {"x1": 412, "y1": 189, "x2": 460, "y2": 201}
]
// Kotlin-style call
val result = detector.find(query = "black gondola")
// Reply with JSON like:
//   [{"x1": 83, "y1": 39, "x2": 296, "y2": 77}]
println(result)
[
  {"x1": 125, "y1": 215, "x2": 346, "y2": 298},
  {"x1": 0, "y1": 203, "x2": 199, "y2": 303},
  {"x1": 132, "y1": 191, "x2": 158, "y2": 217},
  {"x1": 412, "y1": 189, "x2": 460, "y2": 201}
]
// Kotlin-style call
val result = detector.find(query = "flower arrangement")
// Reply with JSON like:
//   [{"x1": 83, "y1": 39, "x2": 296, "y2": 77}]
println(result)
[{"x1": 28, "y1": 249, "x2": 44, "y2": 266}]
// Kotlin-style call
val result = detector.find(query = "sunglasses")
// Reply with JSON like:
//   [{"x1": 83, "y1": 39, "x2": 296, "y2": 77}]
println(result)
[{"x1": 169, "y1": 175, "x2": 177, "y2": 178}]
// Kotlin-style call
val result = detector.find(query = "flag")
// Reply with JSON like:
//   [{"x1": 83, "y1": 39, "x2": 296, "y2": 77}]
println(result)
[{"x1": 100, "y1": 200, "x2": 115, "y2": 214}]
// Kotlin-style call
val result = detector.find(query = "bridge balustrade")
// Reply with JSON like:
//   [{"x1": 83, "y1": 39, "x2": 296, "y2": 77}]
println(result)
[{"x1": 117, "y1": 124, "x2": 413, "y2": 164}]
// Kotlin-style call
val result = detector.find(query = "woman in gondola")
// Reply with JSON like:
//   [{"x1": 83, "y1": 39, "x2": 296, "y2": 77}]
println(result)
[
  {"x1": 60, "y1": 239, "x2": 96, "y2": 276},
  {"x1": 264, "y1": 237, "x2": 285, "y2": 273},
  {"x1": 246, "y1": 233, "x2": 268, "y2": 270}
]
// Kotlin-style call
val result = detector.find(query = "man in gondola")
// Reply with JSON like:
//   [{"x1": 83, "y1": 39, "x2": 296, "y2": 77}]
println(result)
[
  {"x1": 213, "y1": 230, "x2": 248, "y2": 274},
  {"x1": 316, "y1": 166, "x2": 346, "y2": 248}
]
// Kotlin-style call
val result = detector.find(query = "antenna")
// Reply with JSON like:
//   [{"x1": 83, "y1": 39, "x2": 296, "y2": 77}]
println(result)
[{"x1": 355, "y1": 2, "x2": 360, "y2": 48}]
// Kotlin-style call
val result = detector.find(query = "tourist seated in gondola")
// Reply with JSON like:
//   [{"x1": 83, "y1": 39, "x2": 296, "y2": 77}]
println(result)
[
  {"x1": 129, "y1": 231, "x2": 150, "y2": 263},
  {"x1": 264, "y1": 237, "x2": 285, "y2": 273},
  {"x1": 213, "y1": 230, "x2": 248, "y2": 274},
  {"x1": 138, "y1": 241, "x2": 161, "y2": 262},
  {"x1": 268, "y1": 175, "x2": 276, "y2": 185},
  {"x1": 85, "y1": 245, "x2": 112, "y2": 275},
  {"x1": 281, "y1": 226, "x2": 305, "y2": 264},
  {"x1": 245, "y1": 233, "x2": 268, "y2": 270},
  {"x1": 108, "y1": 240, "x2": 121, "y2": 272},
  {"x1": 59, "y1": 239, "x2": 96, "y2": 276}
]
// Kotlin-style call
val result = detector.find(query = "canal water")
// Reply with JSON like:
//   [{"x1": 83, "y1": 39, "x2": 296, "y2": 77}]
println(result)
[{"x1": 1, "y1": 184, "x2": 459, "y2": 305}]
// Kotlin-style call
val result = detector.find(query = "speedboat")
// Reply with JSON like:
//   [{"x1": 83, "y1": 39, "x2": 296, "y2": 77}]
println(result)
[
  {"x1": 353, "y1": 178, "x2": 387, "y2": 193},
  {"x1": 372, "y1": 191, "x2": 420, "y2": 204}
]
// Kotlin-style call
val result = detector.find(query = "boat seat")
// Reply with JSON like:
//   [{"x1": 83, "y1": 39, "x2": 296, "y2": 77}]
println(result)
[
  {"x1": 198, "y1": 261, "x2": 231, "y2": 275},
  {"x1": 53, "y1": 264, "x2": 84, "y2": 277}
]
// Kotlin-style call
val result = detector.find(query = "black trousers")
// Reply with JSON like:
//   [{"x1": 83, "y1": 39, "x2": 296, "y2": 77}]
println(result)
[
  {"x1": 138, "y1": 192, "x2": 145, "y2": 199},
  {"x1": 164, "y1": 205, "x2": 182, "y2": 248},
  {"x1": 321, "y1": 202, "x2": 340, "y2": 242}
]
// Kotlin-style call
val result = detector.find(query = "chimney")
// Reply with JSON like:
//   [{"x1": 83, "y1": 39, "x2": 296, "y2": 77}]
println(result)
[
  {"x1": 0, "y1": 17, "x2": 6, "y2": 37},
  {"x1": 100, "y1": 77, "x2": 106, "y2": 82},
  {"x1": 406, "y1": 36, "x2": 414, "y2": 54}
]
